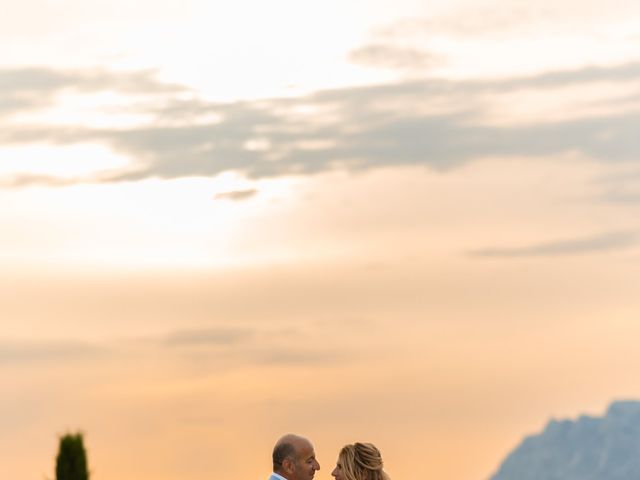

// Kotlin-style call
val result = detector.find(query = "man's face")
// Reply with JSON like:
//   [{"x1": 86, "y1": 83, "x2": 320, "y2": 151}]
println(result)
[{"x1": 290, "y1": 440, "x2": 320, "y2": 480}]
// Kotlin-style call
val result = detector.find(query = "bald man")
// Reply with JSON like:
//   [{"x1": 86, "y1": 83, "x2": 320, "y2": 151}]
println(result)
[{"x1": 269, "y1": 434, "x2": 321, "y2": 480}]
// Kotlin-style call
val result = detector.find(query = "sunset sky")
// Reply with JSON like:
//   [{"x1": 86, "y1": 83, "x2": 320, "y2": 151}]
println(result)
[{"x1": 2, "y1": 1, "x2": 640, "y2": 479}]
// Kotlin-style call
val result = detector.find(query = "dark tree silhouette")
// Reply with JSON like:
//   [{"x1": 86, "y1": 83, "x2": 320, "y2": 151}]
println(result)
[{"x1": 55, "y1": 432, "x2": 89, "y2": 480}]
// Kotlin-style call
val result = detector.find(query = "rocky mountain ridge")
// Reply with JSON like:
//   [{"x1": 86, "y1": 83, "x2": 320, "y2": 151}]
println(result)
[{"x1": 490, "y1": 400, "x2": 640, "y2": 480}]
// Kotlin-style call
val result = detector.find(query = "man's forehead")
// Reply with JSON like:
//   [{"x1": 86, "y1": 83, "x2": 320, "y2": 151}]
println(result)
[
  {"x1": 275, "y1": 434, "x2": 315, "y2": 458},
  {"x1": 296, "y1": 440, "x2": 315, "y2": 457},
  {"x1": 302, "y1": 451, "x2": 316, "y2": 461}
]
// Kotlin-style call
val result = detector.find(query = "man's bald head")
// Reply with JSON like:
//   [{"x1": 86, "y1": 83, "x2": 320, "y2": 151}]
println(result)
[{"x1": 272, "y1": 434, "x2": 320, "y2": 480}]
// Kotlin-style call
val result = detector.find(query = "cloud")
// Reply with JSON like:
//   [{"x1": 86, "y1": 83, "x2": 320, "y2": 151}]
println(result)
[
  {"x1": 0, "y1": 66, "x2": 181, "y2": 94},
  {"x1": 214, "y1": 188, "x2": 258, "y2": 201},
  {"x1": 373, "y1": 3, "x2": 640, "y2": 40},
  {"x1": 499, "y1": 62, "x2": 640, "y2": 89},
  {"x1": 1, "y1": 62, "x2": 639, "y2": 186},
  {"x1": 468, "y1": 231, "x2": 639, "y2": 258},
  {"x1": 0, "y1": 340, "x2": 106, "y2": 364},
  {"x1": 164, "y1": 327, "x2": 253, "y2": 347},
  {"x1": 0, "y1": 325, "x2": 350, "y2": 373},
  {"x1": 0, "y1": 67, "x2": 185, "y2": 115},
  {"x1": 602, "y1": 191, "x2": 640, "y2": 203},
  {"x1": 254, "y1": 348, "x2": 349, "y2": 366},
  {"x1": 372, "y1": 12, "x2": 522, "y2": 40},
  {"x1": 348, "y1": 44, "x2": 436, "y2": 70},
  {"x1": 0, "y1": 173, "x2": 80, "y2": 188},
  {"x1": 594, "y1": 169, "x2": 640, "y2": 204},
  {"x1": 158, "y1": 325, "x2": 351, "y2": 368}
]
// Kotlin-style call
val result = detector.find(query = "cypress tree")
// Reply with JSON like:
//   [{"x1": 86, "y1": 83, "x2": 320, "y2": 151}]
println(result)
[{"x1": 55, "y1": 432, "x2": 90, "y2": 480}]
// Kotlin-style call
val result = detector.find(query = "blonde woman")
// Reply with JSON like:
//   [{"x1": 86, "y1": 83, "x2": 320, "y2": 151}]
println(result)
[{"x1": 331, "y1": 443, "x2": 390, "y2": 480}]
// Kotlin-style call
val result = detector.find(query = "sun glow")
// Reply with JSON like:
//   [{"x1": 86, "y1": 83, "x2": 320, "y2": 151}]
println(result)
[
  {"x1": 0, "y1": 171, "x2": 305, "y2": 271},
  {"x1": 0, "y1": 143, "x2": 134, "y2": 181}
]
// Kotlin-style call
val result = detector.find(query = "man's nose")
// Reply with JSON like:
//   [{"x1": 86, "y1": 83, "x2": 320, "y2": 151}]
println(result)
[{"x1": 314, "y1": 460, "x2": 321, "y2": 470}]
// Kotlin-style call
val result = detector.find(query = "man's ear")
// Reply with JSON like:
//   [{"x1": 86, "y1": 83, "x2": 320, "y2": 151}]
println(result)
[{"x1": 282, "y1": 458, "x2": 295, "y2": 474}]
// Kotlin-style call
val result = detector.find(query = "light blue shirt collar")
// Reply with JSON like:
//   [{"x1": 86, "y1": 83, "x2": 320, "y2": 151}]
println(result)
[{"x1": 271, "y1": 473, "x2": 288, "y2": 480}]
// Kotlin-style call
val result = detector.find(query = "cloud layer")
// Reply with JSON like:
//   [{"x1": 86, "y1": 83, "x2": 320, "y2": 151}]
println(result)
[
  {"x1": 469, "y1": 231, "x2": 640, "y2": 258},
  {"x1": 0, "y1": 62, "x2": 639, "y2": 187}
]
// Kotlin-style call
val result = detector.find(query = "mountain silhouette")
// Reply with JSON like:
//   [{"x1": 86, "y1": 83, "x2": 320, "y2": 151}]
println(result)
[{"x1": 490, "y1": 400, "x2": 640, "y2": 480}]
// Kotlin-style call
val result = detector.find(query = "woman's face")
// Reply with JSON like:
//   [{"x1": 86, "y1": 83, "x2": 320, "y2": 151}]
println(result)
[{"x1": 331, "y1": 457, "x2": 345, "y2": 480}]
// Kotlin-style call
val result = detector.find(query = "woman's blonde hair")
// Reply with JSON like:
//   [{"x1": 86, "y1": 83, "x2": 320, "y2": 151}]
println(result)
[{"x1": 338, "y1": 443, "x2": 390, "y2": 480}]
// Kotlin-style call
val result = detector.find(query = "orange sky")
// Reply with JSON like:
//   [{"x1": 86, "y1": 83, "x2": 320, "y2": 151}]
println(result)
[{"x1": 2, "y1": 1, "x2": 640, "y2": 479}]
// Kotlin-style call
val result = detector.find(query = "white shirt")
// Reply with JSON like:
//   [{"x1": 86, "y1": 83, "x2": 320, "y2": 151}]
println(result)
[{"x1": 271, "y1": 473, "x2": 288, "y2": 480}]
